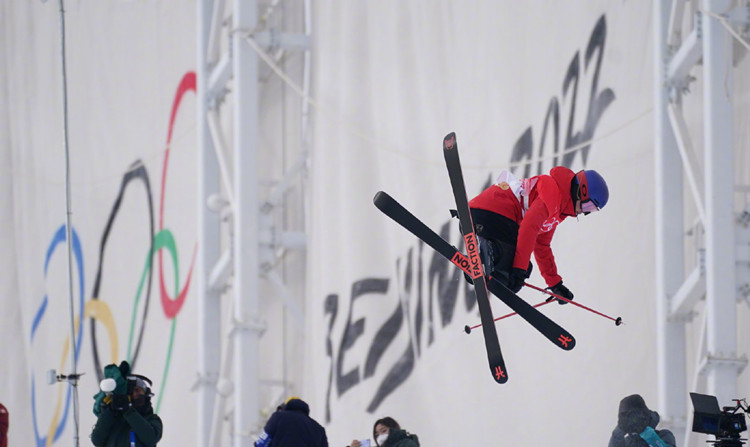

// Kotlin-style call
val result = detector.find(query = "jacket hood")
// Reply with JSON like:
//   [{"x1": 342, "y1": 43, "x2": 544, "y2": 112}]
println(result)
[
  {"x1": 548, "y1": 166, "x2": 576, "y2": 216},
  {"x1": 386, "y1": 428, "x2": 420, "y2": 446},
  {"x1": 284, "y1": 398, "x2": 310, "y2": 415},
  {"x1": 617, "y1": 394, "x2": 660, "y2": 432}
]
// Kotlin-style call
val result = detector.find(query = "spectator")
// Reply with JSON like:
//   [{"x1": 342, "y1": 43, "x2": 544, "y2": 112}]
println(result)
[
  {"x1": 0, "y1": 402, "x2": 8, "y2": 447},
  {"x1": 349, "y1": 417, "x2": 419, "y2": 447},
  {"x1": 255, "y1": 396, "x2": 328, "y2": 447}
]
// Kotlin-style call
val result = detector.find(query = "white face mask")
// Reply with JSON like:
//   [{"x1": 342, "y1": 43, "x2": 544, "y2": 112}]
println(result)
[{"x1": 376, "y1": 433, "x2": 389, "y2": 446}]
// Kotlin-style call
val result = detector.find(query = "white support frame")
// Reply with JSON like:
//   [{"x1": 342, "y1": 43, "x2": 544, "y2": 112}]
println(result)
[
  {"x1": 197, "y1": 1, "x2": 222, "y2": 445},
  {"x1": 231, "y1": 2, "x2": 262, "y2": 447},
  {"x1": 701, "y1": 0, "x2": 737, "y2": 404},
  {"x1": 196, "y1": 1, "x2": 312, "y2": 446},
  {"x1": 654, "y1": 4, "x2": 688, "y2": 443},
  {"x1": 654, "y1": 1, "x2": 749, "y2": 446}
]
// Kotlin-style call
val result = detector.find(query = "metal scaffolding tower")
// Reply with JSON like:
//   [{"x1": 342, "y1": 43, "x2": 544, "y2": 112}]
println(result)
[
  {"x1": 196, "y1": 1, "x2": 311, "y2": 446},
  {"x1": 654, "y1": 1, "x2": 749, "y2": 445}
]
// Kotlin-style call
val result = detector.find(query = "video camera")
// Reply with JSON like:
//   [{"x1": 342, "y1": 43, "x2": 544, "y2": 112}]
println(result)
[{"x1": 691, "y1": 392, "x2": 749, "y2": 446}]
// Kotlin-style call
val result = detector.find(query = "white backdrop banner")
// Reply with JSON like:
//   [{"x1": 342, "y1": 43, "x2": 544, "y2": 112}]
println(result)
[
  {"x1": 1, "y1": 2, "x2": 199, "y2": 446},
  {"x1": 4, "y1": 1, "x2": 748, "y2": 447},
  {"x1": 308, "y1": 2, "x2": 657, "y2": 446}
]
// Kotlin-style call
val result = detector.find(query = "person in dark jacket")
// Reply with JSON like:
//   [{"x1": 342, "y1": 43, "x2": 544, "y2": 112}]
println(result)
[
  {"x1": 255, "y1": 397, "x2": 328, "y2": 447},
  {"x1": 469, "y1": 167, "x2": 609, "y2": 302},
  {"x1": 608, "y1": 394, "x2": 676, "y2": 447},
  {"x1": 371, "y1": 417, "x2": 419, "y2": 447},
  {"x1": 90, "y1": 372, "x2": 163, "y2": 447},
  {"x1": 0, "y1": 402, "x2": 8, "y2": 447}
]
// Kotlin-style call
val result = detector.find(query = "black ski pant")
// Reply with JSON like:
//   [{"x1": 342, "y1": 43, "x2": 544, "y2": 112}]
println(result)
[{"x1": 470, "y1": 208, "x2": 532, "y2": 282}]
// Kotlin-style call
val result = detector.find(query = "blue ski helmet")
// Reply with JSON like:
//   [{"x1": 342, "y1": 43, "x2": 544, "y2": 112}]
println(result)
[{"x1": 574, "y1": 169, "x2": 609, "y2": 214}]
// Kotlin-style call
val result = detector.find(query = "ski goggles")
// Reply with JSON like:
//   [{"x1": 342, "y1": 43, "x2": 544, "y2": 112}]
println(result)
[
  {"x1": 576, "y1": 170, "x2": 600, "y2": 214},
  {"x1": 580, "y1": 199, "x2": 600, "y2": 214}
]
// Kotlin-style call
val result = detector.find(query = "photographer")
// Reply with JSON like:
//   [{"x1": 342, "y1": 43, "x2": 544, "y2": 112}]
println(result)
[
  {"x1": 90, "y1": 362, "x2": 163, "y2": 447},
  {"x1": 609, "y1": 394, "x2": 675, "y2": 447}
]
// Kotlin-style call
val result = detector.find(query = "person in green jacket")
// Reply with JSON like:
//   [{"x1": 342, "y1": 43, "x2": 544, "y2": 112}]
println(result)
[
  {"x1": 372, "y1": 417, "x2": 419, "y2": 447},
  {"x1": 90, "y1": 374, "x2": 163, "y2": 447}
]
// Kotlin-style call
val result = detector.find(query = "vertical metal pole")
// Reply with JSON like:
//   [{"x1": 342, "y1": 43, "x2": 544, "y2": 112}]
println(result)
[
  {"x1": 197, "y1": 0, "x2": 222, "y2": 445},
  {"x1": 233, "y1": 1, "x2": 260, "y2": 445},
  {"x1": 57, "y1": 0, "x2": 81, "y2": 445},
  {"x1": 702, "y1": 0, "x2": 737, "y2": 403},
  {"x1": 654, "y1": 2, "x2": 688, "y2": 442}
]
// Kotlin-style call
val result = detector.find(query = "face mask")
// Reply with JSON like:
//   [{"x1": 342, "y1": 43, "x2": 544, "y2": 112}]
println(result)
[{"x1": 376, "y1": 433, "x2": 389, "y2": 446}]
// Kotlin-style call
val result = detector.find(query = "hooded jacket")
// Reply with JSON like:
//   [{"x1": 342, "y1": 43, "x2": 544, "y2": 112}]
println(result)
[
  {"x1": 608, "y1": 394, "x2": 676, "y2": 447},
  {"x1": 255, "y1": 399, "x2": 328, "y2": 447},
  {"x1": 382, "y1": 428, "x2": 420, "y2": 447},
  {"x1": 469, "y1": 166, "x2": 577, "y2": 286},
  {"x1": 90, "y1": 404, "x2": 162, "y2": 447},
  {"x1": 0, "y1": 403, "x2": 8, "y2": 447}
]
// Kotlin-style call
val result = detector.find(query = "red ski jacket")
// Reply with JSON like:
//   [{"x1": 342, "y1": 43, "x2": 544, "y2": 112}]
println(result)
[{"x1": 469, "y1": 166, "x2": 577, "y2": 286}]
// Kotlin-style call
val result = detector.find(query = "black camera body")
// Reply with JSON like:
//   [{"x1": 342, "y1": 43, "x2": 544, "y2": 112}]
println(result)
[
  {"x1": 691, "y1": 392, "x2": 748, "y2": 446},
  {"x1": 693, "y1": 408, "x2": 747, "y2": 438}
]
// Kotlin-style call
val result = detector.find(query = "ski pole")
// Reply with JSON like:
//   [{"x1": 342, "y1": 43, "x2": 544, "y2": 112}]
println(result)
[
  {"x1": 523, "y1": 282, "x2": 623, "y2": 326},
  {"x1": 464, "y1": 300, "x2": 552, "y2": 334}
]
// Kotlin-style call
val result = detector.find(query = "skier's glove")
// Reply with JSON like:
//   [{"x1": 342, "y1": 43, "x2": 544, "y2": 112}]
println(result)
[
  {"x1": 546, "y1": 281, "x2": 574, "y2": 305},
  {"x1": 507, "y1": 268, "x2": 527, "y2": 293}
]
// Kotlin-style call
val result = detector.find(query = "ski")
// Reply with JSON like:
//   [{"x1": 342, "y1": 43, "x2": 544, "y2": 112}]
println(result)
[
  {"x1": 442, "y1": 132, "x2": 508, "y2": 384},
  {"x1": 372, "y1": 190, "x2": 576, "y2": 351}
]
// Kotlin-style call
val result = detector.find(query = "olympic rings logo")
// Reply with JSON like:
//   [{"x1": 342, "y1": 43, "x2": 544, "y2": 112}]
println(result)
[{"x1": 30, "y1": 72, "x2": 198, "y2": 447}]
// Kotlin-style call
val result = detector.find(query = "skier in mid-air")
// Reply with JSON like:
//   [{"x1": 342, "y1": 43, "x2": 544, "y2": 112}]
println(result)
[
  {"x1": 374, "y1": 137, "x2": 613, "y2": 381},
  {"x1": 468, "y1": 166, "x2": 609, "y2": 303}
]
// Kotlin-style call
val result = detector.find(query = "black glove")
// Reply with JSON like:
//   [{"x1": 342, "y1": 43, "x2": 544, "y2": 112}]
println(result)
[
  {"x1": 507, "y1": 268, "x2": 527, "y2": 293},
  {"x1": 546, "y1": 281, "x2": 574, "y2": 305},
  {"x1": 111, "y1": 394, "x2": 131, "y2": 411}
]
